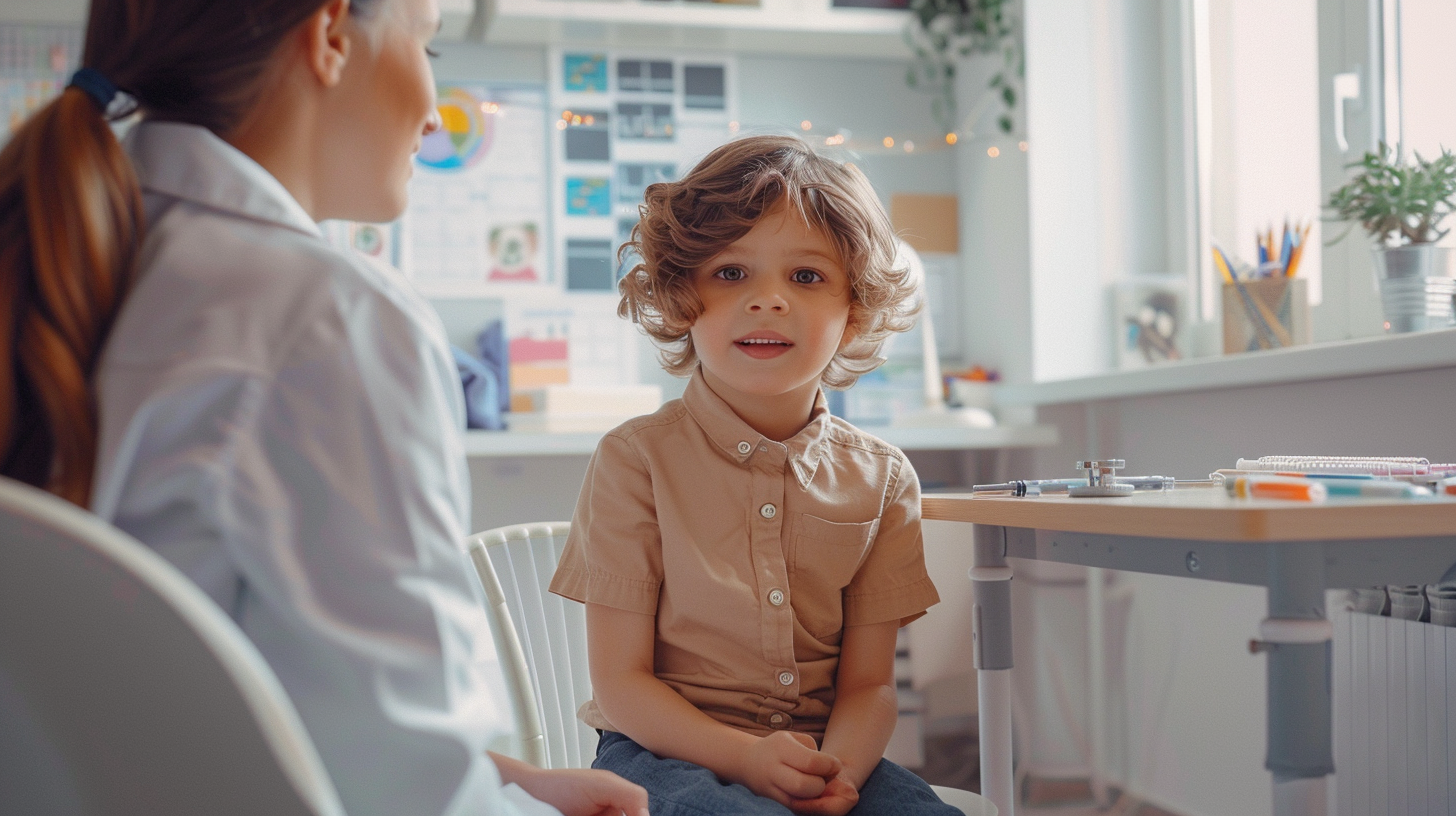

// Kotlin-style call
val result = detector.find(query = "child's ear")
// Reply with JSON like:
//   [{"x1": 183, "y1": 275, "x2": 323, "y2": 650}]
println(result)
[{"x1": 838, "y1": 318, "x2": 861, "y2": 350}]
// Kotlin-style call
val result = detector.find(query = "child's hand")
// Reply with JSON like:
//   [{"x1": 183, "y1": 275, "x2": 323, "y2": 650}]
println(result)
[
  {"x1": 787, "y1": 773, "x2": 859, "y2": 816},
  {"x1": 734, "y1": 731, "x2": 843, "y2": 805}
]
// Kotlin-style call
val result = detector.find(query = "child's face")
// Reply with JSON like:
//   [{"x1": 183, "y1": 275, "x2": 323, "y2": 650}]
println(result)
[{"x1": 689, "y1": 200, "x2": 855, "y2": 408}]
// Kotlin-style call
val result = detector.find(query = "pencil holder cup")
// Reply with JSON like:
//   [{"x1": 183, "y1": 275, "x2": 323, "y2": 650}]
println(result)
[
  {"x1": 1425, "y1": 585, "x2": 1456, "y2": 627},
  {"x1": 1387, "y1": 584, "x2": 1429, "y2": 622},
  {"x1": 1371, "y1": 246, "x2": 1456, "y2": 333},
  {"x1": 1221, "y1": 278, "x2": 1311, "y2": 354}
]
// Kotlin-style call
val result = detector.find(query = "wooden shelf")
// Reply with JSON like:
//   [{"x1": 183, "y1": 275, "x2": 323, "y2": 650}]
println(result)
[{"x1": 472, "y1": 0, "x2": 913, "y2": 59}]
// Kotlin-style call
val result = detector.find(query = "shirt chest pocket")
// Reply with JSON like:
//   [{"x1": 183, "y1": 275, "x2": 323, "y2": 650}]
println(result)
[{"x1": 788, "y1": 513, "x2": 879, "y2": 639}]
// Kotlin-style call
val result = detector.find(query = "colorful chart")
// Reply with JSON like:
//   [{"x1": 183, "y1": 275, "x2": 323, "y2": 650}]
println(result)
[{"x1": 417, "y1": 85, "x2": 493, "y2": 171}]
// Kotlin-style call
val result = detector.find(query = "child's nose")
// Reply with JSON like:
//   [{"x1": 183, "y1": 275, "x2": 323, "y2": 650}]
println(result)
[{"x1": 746, "y1": 283, "x2": 789, "y2": 313}]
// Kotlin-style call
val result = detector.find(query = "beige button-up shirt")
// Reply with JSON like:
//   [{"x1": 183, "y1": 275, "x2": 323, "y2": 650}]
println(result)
[{"x1": 550, "y1": 370, "x2": 939, "y2": 739}]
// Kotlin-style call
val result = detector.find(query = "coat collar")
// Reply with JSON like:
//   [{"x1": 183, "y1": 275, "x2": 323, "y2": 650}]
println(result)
[{"x1": 125, "y1": 120, "x2": 321, "y2": 239}]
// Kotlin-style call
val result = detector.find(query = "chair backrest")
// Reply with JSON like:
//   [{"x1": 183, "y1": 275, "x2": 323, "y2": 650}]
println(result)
[
  {"x1": 0, "y1": 476, "x2": 345, "y2": 816},
  {"x1": 466, "y1": 522, "x2": 596, "y2": 770}
]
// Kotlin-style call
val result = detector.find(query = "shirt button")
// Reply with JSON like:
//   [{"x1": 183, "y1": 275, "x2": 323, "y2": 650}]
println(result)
[
  {"x1": 770, "y1": 713, "x2": 785, "y2": 726},
  {"x1": 779, "y1": 671, "x2": 794, "y2": 686},
  {"x1": 768, "y1": 589, "x2": 785, "y2": 606},
  {"x1": 737, "y1": 441, "x2": 752, "y2": 455},
  {"x1": 760, "y1": 503, "x2": 777, "y2": 519}
]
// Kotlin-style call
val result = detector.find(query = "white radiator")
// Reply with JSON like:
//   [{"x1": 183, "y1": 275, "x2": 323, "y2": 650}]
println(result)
[{"x1": 1333, "y1": 610, "x2": 1454, "y2": 815}]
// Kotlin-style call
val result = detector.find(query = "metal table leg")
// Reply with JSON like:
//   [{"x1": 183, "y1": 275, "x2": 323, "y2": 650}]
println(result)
[
  {"x1": 1263, "y1": 542, "x2": 1333, "y2": 816},
  {"x1": 972, "y1": 524, "x2": 1015, "y2": 816}
]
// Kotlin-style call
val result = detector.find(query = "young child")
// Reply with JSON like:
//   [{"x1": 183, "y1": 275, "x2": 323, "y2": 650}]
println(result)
[{"x1": 550, "y1": 134, "x2": 954, "y2": 816}]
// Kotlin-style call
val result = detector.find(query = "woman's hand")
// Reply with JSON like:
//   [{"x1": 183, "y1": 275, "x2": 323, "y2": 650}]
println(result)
[
  {"x1": 490, "y1": 752, "x2": 649, "y2": 816},
  {"x1": 731, "y1": 731, "x2": 843, "y2": 806}
]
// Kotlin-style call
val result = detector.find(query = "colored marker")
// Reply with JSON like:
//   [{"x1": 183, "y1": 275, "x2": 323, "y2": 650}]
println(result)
[
  {"x1": 1225, "y1": 475, "x2": 1327, "y2": 502},
  {"x1": 1318, "y1": 480, "x2": 1432, "y2": 499}
]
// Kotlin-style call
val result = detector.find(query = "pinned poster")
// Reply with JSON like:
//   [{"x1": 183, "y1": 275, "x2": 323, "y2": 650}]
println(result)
[{"x1": 407, "y1": 84, "x2": 551, "y2": 297}]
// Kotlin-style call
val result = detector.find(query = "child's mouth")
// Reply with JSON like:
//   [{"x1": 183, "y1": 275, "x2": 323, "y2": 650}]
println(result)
[{"x1": 735, "y1": 337, "x2": 793, "y2": 359}]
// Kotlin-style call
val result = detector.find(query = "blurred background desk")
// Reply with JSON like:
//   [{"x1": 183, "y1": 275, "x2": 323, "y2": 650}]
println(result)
[
  {"x1": 922, "y1": 490, "x2": 1456, "y2": 816},
  {"x1": 463, "y1": 423, "x2": 1059, "y2": 532}
]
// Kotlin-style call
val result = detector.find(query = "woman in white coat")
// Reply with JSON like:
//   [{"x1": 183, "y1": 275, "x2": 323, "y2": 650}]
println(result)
[{"x1": 0, "y1": 2, "x2": 647, "y2": 815}]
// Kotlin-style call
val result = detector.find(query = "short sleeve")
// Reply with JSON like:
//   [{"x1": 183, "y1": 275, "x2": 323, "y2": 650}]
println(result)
[
  {"x1": 843, "y1": 452, "x2": 940, "y2": 627},
  {"x1": 549, "y1": 431, "x2": 662, "y2": 615}
]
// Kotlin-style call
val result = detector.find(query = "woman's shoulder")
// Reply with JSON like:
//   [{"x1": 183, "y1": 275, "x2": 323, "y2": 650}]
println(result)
[{"x1": 113, "y1": 206, "x2": 440, "y2": 377}]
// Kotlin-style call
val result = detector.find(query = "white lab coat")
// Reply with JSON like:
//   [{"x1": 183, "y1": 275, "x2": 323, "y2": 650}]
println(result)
[{"x1": 92, "y1": 121, "x2": 554, "y2": 816}]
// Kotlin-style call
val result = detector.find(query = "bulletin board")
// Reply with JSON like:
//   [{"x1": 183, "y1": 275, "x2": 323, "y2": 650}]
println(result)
[
  {"x1": 547, "y1": 48, "x2": 739, "y2": 294},
  {"x1": 0, "y1": 24, "x2": 82, "y2": 144},
  {"x1": 405, "y1": 83, "x2": 552, "y2": 297}
]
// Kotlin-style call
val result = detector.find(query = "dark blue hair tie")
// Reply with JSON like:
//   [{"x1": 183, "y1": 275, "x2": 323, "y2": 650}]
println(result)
[{"x1": 68, "y1": 67, "x2": 118, "y2": 111}]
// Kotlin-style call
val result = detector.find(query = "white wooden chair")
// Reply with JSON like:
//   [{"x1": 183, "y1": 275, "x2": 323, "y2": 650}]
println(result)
[
  {"x1": 466, "y1": 521, "x2": 995, "y2": 815},
  {"x1": 0, "y1": 476, "x2": 345, "y2": 816}
]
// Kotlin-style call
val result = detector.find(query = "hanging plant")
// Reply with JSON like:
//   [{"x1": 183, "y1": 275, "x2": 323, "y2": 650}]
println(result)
[{"x1": 904, "y1": 0, "x2": 1023, "y2": 137}]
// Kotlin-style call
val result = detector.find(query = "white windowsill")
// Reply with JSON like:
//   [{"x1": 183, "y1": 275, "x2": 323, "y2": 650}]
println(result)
[{"x1": 995, "y1": 328, "x2": 1456, "y2": 407}]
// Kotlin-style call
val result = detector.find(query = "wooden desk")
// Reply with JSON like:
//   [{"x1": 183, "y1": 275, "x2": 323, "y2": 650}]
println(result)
[{"x1": 922, "y1": 489, "x2": 1456, "y2": 816}]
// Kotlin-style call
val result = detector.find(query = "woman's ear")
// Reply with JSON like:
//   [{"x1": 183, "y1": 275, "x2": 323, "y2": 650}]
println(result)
[{"x1": 301, "y1": 0, "x2": 353, "y2": 88}]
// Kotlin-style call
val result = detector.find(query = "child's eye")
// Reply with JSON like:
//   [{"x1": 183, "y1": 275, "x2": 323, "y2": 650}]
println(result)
[
  {"x1": 426, "y1": 46, "x2": 441, "y2": 59},
  {"x1": 715, "y1": 267, "x2": 746, "y2": 281},
  {"x1": 791, "y1": 269, "x2": 824, "y2": 284}
]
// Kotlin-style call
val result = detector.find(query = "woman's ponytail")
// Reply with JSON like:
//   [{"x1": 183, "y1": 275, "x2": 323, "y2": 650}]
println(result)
[
  {"x1": 1, "y1": 0, "x2": 363, "y2": 506},
  {"x1": 0, "y1": 86, "x2": 143, "y2": 505}
]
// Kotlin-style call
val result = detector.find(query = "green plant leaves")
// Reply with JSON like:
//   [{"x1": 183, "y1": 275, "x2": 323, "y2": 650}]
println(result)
[
  {"x1": 1326, "y1": 143, "x2": 1456, "y2": 245},
  {"x1": 903, "y1": 0, "x2": 1022, "y2": 137}
]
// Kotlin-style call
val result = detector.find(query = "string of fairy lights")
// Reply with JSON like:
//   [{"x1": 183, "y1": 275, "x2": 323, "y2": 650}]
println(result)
[
  {"x1": 734, "y1": 118, "x2": 1028, "y2": 157},
  {"x1": 552, "y1": 107, "x2": 1028, "y2": 158}
]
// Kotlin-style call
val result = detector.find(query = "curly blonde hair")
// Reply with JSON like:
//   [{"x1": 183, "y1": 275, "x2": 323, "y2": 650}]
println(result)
[{"x1": 618, "y1": 134, "x2": 917, "y2": 389}]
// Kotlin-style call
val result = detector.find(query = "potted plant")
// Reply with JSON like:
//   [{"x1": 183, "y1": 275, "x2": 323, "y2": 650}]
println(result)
[
  {"x1": 904, "y1": 0, "x2": 1022, "y2": 138},
  {"x1": 1326, "y1": 143, "x2": 1456, "y2": 332}
]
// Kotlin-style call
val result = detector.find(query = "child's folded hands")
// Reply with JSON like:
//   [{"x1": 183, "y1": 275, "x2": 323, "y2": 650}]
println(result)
[{"x1": 733, "y1": 730, "x2": 846, "y2": 808}]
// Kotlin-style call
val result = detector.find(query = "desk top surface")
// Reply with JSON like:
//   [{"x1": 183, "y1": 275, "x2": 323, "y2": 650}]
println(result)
[{"x1": 922, "y1": 488, "x2": 1456, "y2": 542}]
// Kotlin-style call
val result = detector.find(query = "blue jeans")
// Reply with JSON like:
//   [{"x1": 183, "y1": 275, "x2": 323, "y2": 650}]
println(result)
[{"x1": 593, "y1": 730, "x2": 962, "y2": 816}]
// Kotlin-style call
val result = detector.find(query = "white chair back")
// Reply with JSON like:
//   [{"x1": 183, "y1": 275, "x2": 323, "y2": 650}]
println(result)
[
  {"x1": 0, "y1": 476, "x2": 345, "y2": 816},
  {"x1": 466, "y1": 521, "x2": 596, "y2": 770}
]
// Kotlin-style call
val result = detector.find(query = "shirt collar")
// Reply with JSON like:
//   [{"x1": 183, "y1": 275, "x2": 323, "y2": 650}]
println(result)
[
  {"x1": 681, "y1": 368, "x2": 832, "y2": 488},
  {"x1": 125, "y1": 120, "x2": 322, "y2": 239}
]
